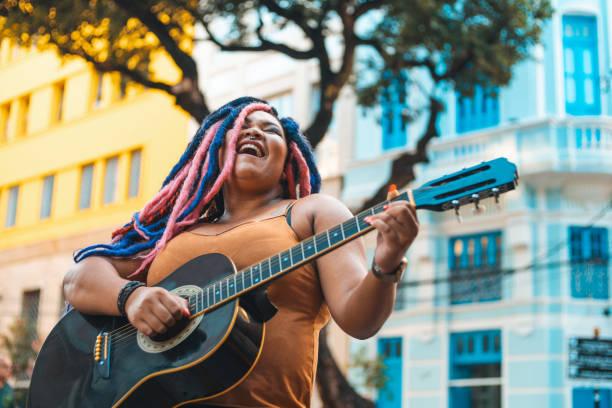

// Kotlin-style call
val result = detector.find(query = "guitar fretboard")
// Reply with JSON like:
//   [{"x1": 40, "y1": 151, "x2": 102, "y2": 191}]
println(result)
[{"x1": 187, "y1": 191, "x2": 411, "y2": 315}]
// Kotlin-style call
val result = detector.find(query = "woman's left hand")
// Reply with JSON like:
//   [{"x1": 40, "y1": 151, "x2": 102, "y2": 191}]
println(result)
[{"x1": 365, "y1": 189, "x2": 419, "y2": 276}]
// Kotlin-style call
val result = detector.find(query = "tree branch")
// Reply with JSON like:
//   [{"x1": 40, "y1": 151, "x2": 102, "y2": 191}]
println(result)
[
  {"x1": 259, "y1": 0, "x2": 316, "y2": 38},
  {"x1": 357, "y1": 97, "x2": 443, "y2": 212},
  {"x1": 316, "y1": 326, "x2": 375, "y2": 408},
  {"x1": 112, "y1": 0, "x2": 198, "y2": 78},
  {"x1": 201, "y1": 19, "x2": 317, "y2": 60},
  {"x1": 354, "y1": 0, "x2": 385, "y2": 19},
  {"x1": 54, "y1": 42, "x2": 173, "y2": 93}
]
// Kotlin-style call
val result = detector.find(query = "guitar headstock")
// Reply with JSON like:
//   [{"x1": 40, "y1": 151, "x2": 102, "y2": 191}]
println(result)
[{"x1": 413, "y1": 157, "x2": 518, "y2": 212}]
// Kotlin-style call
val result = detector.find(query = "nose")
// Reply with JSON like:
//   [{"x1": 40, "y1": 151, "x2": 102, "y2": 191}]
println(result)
[{"x1": 241, "y1": 126, "x2": 263, "y2": 140}]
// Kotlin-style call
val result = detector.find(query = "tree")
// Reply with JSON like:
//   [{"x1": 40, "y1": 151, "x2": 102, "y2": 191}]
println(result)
[
  {"x1": 0, "y1": 1, "x2": 552, "y2": 406},
  {"x1": 1, "y1": 318, "x2": 39, "y2": 382}
]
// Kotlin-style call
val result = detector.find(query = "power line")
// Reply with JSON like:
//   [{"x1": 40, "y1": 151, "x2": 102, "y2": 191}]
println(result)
[{"x1": 396, "y1": 200, "x2": 612, "y2": 304}]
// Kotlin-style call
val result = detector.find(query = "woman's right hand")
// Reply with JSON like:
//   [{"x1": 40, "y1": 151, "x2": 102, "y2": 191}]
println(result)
[{"x1": 124, "y1": 286, "x2": 190, "y2": 336}]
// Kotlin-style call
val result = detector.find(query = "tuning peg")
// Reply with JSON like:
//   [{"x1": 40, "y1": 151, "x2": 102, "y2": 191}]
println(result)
[
  {"x1": 452, "y1": 199, "x2": 462, "y2": 223},
  {"x1": 471, "y1": 193, "x2": 486, "y2": 215},
  {"x1": 491, "y1": 187, "x2": 502, "y2": 210}
]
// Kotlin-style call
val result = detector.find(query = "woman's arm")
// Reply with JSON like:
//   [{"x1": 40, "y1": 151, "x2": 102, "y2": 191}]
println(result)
[
  {"x1": 63, "y1": 256, "x2": 189, "y2": 336},
  {"x1": 290, "y1": 192, "x2": 418, "y2": 339}
]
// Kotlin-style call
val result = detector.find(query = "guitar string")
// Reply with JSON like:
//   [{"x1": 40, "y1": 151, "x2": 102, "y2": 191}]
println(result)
[
  {"x1": 66, "y1": 180, "x2": 510, "y2": 352},
  {"x1": 108, "y1": 214, "x2": 376, "y2": 348},
  {"x1": 85, "y1": 186, "x2": 506, "y2": 352},
  {"x1": 105, "y1": 203, "x2": 388, "y2": 348}
]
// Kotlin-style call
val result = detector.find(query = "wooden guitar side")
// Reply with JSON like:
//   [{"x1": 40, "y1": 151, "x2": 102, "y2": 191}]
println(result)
[{"x1": 27, "y1": 253, "x2": 264, "y2": 408}]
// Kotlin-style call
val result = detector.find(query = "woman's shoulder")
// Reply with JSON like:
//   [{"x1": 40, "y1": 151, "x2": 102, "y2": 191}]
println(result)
[{"x1": 290, "y1": 194, "x2": 354, "y2": 236}]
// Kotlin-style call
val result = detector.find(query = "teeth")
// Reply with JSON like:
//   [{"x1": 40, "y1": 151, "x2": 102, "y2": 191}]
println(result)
[{"x1": 238, "y1": 143, "x2": 263, "y2": 157}]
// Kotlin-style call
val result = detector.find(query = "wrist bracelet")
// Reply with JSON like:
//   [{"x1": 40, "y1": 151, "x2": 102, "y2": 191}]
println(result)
[
  {"x1": 371, "y1": 257, "x2": 407, "y2": 283},
  {"x1": 117, "y1": 281, "x2": 146, "y2": 317}
]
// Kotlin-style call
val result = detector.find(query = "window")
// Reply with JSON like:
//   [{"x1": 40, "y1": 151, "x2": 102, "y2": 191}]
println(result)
[
  {"x1": 377, "y1": 337, "x2": 402, "y2": 408},
  {"x1": 449, "y1": 231, "x2": 502, "y2": 304},
  {"x1": 21, "y1": 289, "x2": 40, "y2": 342},
  {"x1": 563, "y1": 15, "x2": 601, "y2": 115},
  {"x1": 569, "y1": 226, "x2": 608, "y2": 299},
  {"x1": 40, "y1": 174, "x2": 55, "y2": 219},
  {"x1": 456, "y1": 86, "x2": 499, "y2": 133},
  {"x1": 79, "y1": 163, "x2": 94, "y2": 210},
  {"x1": 93, "y1": 71, "x2": 104, "y2": 109},
  {"x1": 0, "y1": 103, "x2": 9, "y2": 142},
  {"x1": 267, "y1": 92, "x2": 294, "y2": 118},
  {"x1": 128, "y1": 149, "x2": 142, "y2": 198},
  {"x1": 18, "y1": 94, "x2": 30, "y2": 136},
  {"x1": 103, "y1": 156, "x2": 119, "y2": 204},
  {"x1": 54, "y1": 81, "x2": 65, "y2": 122},
  {"x1": 119, "y1": 75, "x2": 129, "y2": 99},
  {"x1": 381, "y1": 72, "x2": 408, "y2": 150},
  {"x1": 573, "y1": 388, "x2": 610, "y2": 408},
  {"x1": 450, "y1": 330, "x2": 502, "y2": 408},
  {"x1": 5, "y1": 185, "x2": 19, "y2": 227}
]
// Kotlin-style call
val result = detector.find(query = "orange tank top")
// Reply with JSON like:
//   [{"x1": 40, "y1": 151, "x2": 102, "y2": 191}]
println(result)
[{"x1": 146, "y1": 215, "x2": 331, "y2": 408}]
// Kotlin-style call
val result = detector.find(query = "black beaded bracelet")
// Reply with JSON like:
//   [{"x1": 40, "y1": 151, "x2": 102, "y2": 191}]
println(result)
[{"x1": 117, "y1": 281, "x2": 146, "y2": 318}]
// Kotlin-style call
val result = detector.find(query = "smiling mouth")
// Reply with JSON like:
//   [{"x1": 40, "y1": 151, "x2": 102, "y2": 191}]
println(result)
[{"x1": 237, "y1": 143, "x2": 265, "y2": 157}]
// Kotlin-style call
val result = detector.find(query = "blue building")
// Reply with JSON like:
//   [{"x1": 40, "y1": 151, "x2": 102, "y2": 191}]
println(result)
[{"x1": 344, "y1": 1, "x2": 612, "y2": 407}]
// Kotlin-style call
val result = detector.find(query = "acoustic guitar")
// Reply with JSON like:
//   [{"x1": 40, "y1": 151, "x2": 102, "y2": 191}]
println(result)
[{"x1": 27, "y1": 157, "x2": 518, "y2": 407}]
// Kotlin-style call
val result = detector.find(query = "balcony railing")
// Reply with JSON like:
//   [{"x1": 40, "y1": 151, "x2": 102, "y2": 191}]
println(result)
[{"x1": 422, "y1": 116, "x2": 612, "y2": 179}]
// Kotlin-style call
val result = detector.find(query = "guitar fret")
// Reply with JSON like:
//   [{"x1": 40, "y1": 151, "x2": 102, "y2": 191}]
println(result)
[
  {"x1": 275, "y1": 254, "x2": 282, "y2": 276},
  {"x1": 207, "y1": 286, "x2": 210, "y2": 308},
  {"x1": 339, "y1": 223, "x2": 345, "y2": 240},
  {"x1": 228, "y1": 276, "x2": 235, "y2": 297},
  {"x1": 280, "y1": 250, "x2": 291, "y2": 271},
  {"x1": 251, "y1": 265, "x2": 260, "y2": 285},
  {"x1": 326, "y1": 229, "x2": 331, "y2": 247},
  {"x1": 236, "y1": 271, "x2": 244, "y2": 293},
  {"x1": 303, "y1": 239, "x2": 315, "y2": 259},
  {"x1": 315, "y1": 233, "x2": 328, "y2": 254},
  {"x1": 290, "y1": 245, "x2": 302, "y2": 265},
  {"x1": 261, "y1": 259, "x2": 270, "y2": 280},
  {"x1": 214, "y1": 283, "x2": 220, "y2": 304}
]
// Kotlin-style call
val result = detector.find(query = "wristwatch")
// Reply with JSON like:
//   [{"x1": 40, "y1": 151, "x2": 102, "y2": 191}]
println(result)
[{"x1": 371, "y1": 257, "x2": 407, "y2": 283}]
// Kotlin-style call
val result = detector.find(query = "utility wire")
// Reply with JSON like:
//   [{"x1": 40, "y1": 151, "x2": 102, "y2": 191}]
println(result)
[{"x1": 396, "y1": 199, "x2": 612, "y2": 304}]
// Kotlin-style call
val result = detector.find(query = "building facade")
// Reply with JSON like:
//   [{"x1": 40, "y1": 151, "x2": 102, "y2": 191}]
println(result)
[
  {"x1": 0, "y1": 41, "x2": 189, "y2": 350},
  {"x1": 350, "y1": 1, "x2": 612, "y2": 407}
]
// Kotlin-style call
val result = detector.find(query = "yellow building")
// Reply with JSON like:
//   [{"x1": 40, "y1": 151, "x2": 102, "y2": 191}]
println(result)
[{"x1": 0, "y1": 39, "x2": 190, "y2": 341}]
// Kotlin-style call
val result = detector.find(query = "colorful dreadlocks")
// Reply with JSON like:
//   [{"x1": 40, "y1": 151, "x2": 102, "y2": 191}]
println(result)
[{"x1": 73, "y1": 97, "x2": 321, "y2": 279}]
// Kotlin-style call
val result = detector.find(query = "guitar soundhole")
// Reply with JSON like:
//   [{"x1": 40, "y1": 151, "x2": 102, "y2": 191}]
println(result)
[
  {"x1": 137, "y1": 285, "x2": 204, "y2": 353},
  {"x1": 149, "y1": 316, "x2": 192, "y2": 342}
]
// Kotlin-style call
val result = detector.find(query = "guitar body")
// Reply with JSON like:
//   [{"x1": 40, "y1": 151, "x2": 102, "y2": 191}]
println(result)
[{"x1": 28, "y1": 253, "x2": 265, "y2": 408}]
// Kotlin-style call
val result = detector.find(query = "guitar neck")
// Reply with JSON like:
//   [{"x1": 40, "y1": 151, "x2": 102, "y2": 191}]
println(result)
[
  {"x1": 189, "y1": 191, "x2": 411, "y2": 316},
  {"x1": 188, "y1": 158, "x2": 519, "y2": 316}
]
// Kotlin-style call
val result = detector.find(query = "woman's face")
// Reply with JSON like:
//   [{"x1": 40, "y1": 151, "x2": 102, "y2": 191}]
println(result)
[{"x1": 220, "y1": 109, "x2": 288, "y2": 194}]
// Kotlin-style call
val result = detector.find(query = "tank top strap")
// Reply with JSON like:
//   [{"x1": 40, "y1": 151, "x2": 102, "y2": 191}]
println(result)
[
  {"x1": 283, "y1": 200, "x2": 297, "y2": 215},
  {"x1": 283, "y1": 200, "x2": 298, "y2": 227}
]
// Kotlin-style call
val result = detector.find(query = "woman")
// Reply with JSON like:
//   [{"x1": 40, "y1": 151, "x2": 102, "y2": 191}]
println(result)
[{"x1": 63, "y1": 96, "x2": 419, "y2": 407}]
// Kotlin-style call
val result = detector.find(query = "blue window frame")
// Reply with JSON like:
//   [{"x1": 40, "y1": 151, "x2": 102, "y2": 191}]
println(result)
[
  {"x1": 450, "y1": 330, "x2": 502, "y2": 408},
  {"x1": 456, "y1": 86, "x2": 499, "y2": 133},
  {"x1": 381, "y1": 72, "x2": 407, "y2": 150},
  {"x1": 376, "y1": 337, "x2": 402, "y2": 408},
  {"x1": 573, "y1": 388, "x2": 610, "y2": 408},
  {"x1": 569, "y1": 226, "x2": 609, "y2": 299},
  {"x1": 449, "y1": 231, "x2": 502, "y2": 304},
  {"x1": 563, "y1": 15, "x2": 601, "y2": 116}
]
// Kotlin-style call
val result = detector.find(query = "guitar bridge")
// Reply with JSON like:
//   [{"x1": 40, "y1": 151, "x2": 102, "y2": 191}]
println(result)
[{"x1": 93, "y1": 331, "x2": 111, "y2": 378}]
